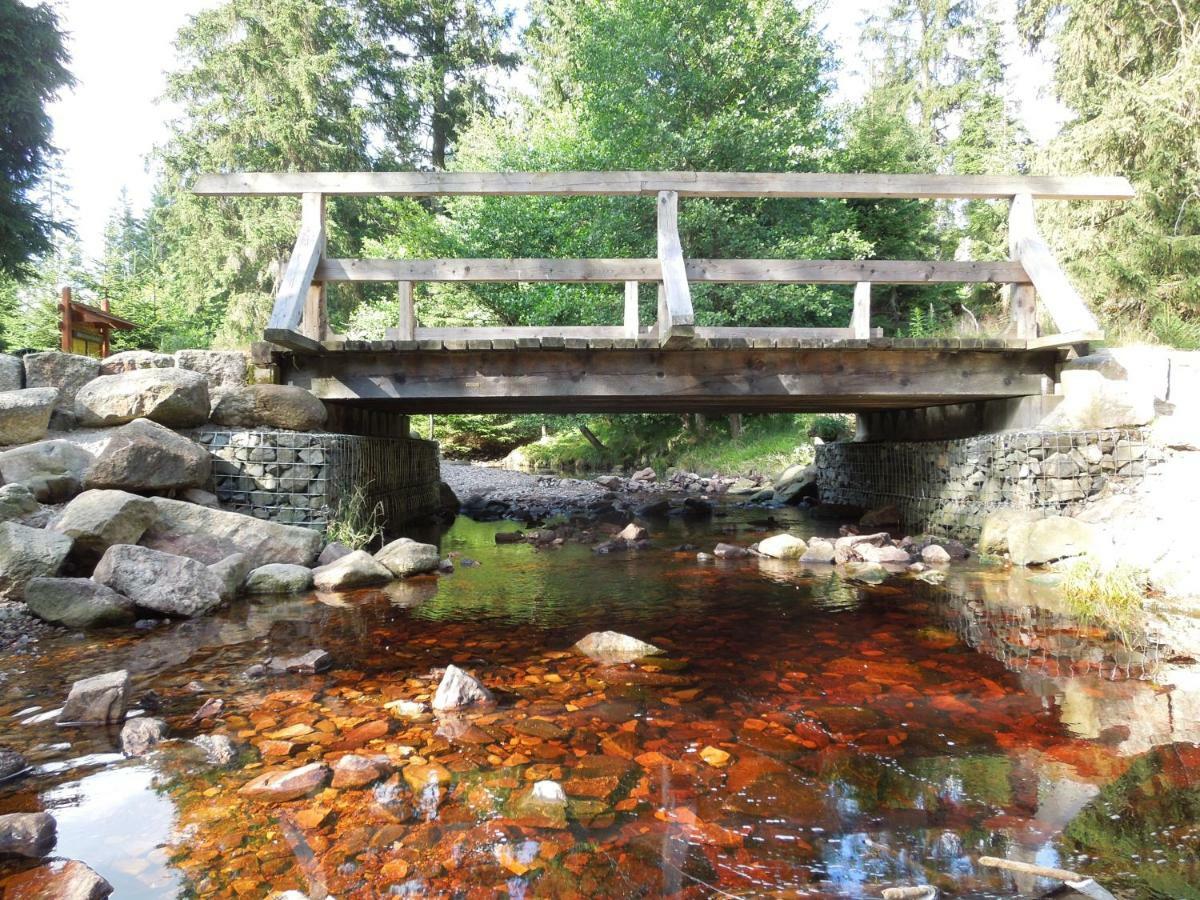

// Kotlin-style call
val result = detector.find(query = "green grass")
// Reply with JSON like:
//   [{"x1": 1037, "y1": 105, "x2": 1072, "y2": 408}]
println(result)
[
  {"x1": 326, "y1": 485, "x2": 385, "y2": 550},
  {"x1": 1059, "y1": 557, "x2": 1150, "y2": 646}
]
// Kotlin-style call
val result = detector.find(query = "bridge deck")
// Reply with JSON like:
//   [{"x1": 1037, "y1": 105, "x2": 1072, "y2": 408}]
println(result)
[{"x1": 278, "y1": 337, "x2": 1069, "y2": 415}]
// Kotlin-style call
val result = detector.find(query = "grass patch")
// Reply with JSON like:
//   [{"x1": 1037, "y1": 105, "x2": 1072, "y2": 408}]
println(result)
[
  {"x1": 1059, "y1": 557, "x2": 1150, "y2": 646},
  {"x1": 326, "y1": 485, "x2": 385, "y2": 550}
]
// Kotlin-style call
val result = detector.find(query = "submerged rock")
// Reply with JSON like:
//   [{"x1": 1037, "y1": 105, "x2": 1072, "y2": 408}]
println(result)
[
  {"x1": 374, "y1": 538, "x2": 440, "y2": 577},
  {"x1": 0, "y1": 387, "x2": 58, "y2": 445},
  {"x1": 757, "y1": 533, "x2": 808, "y2": 560},
  {"x1": 842, "y1": 562, "x2": 889, "y2": 584},
  {"x1": 244, "y1": 563, "x2": 314, "y2": 595},
  {"x1": 332, "y1": 754, "x2": 391, "y2": 789},
  {"x1": 431, "y1": 664, "x2": 493, "y2": 711},
  {"x1": 61, "y1": 669, "x2": 129, "y2": 725},
  {"x1": 0, "y1": 521, "x2": 72, "y2": 601},
  {"x1": 239, "y1": 762, "x2": 330, "y2": 802},
  {"x1": 0, "y1": 747, "x2": 31, "y2": 782},
  {"x1": 0, "y1": 811, "x2": 56, "y2": 857},
  {"x1": 510, "y1": 779, "x2": 569, "y2": 829},
  {"x1": 265, "y1": 649, "x2": 333, "y2": 674},
  {"x1": 192, "y1": 734, "x2": 238, "y2": 766},
  {"x1": 93, "y1": 544, "x2": 225, "y2": 617},
  {"x1": 312, "y1": 550, "x2": 392, "y2": 591},
  {"x1": 120, "y1": 717, "x2": 168, "y2": 757},
  {"x1": 713, "y1": 542, "x2": 748, "y2": 559},
  {"x1": 23, "y1": 578, "x2": 136, "y2": 629},
  {"x1": 573, "y1": 630, "x2": 662, "y2": 663},
  {"x1": 0, "y1": 858, "x2": 112, "y2": 899}
]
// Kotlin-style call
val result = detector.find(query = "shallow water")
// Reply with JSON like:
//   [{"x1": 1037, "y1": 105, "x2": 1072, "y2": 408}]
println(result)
[{"x1": 1, "y1": 509, "x2": 1198, "y2": 898}]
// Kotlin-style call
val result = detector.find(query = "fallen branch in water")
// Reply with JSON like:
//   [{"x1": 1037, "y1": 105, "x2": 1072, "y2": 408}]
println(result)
[{"x1": 978, "y1": 857, "x2": 1117, "y2": 900}]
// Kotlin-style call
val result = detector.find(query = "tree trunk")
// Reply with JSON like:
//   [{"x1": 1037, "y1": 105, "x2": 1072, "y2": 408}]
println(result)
[
  {"x1": 728, "y1": 413, "x2": 742, "y2": 439},
  {"x1": 579, "y1": 424, "x2": 605, "y2": 451}
]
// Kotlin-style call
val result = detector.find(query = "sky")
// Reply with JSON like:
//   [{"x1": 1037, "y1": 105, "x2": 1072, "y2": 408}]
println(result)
[{"x1": 45, "y1": 0, "x2": 1070, "y2": 262}]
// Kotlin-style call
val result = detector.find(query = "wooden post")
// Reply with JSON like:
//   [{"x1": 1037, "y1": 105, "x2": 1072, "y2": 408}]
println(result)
[
  {"x1": 656, "y1": 284, "x2": 667, "y2": 338},
  {"x1": 397, "y1": 281, "x2": 415, "y2": 340},
  {"x1": 1008, "y1": 192, "x2": 1100, "y2": 336},
  {"x1": 655, "y1": 190, "x2": 695, "y2": 347},
  {"x1": 266, "y1": 191, "x2": 326, "y2": 351},
  {"x1": 299, "y1": 192, "x2": 327, "y2": 342},
  {"x1": 60, "y1": 286, "x2": 72, "y2": 352},
  {"x1": 728, "y1": 413, "x2": 742, "y2": 439},
  {"x1": 623, "y1": 281, "x2": 639, "y2": 339},
  {"x1": 851, "y1": 282, "x2": 871, "y2": 339},
  {"x1": 1007, "y1": 283, "x2": 1038, "y2": 338}
]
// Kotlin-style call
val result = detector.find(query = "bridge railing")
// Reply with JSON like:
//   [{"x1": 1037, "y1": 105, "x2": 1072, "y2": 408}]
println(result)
[{"x1": 192, "y1": 172, "x2": 1134, "y2": 353}]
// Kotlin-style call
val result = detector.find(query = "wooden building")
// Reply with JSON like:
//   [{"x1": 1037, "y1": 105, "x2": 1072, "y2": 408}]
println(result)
[{"x1": 59, "y1": 287, "x2": 137, "y2": 357}]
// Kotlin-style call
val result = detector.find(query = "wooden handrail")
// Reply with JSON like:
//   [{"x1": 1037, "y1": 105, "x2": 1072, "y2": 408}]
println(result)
[{"x1": 194, "y1": 171, "x2": 1135, "y2": 200}]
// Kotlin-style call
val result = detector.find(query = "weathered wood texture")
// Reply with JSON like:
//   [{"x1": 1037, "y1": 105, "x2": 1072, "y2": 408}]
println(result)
[
  {"x1": 269, "y1": 192, "x2": 324, "y2": 334},
  {"x1": 315, "y1": 257, "x2": 1031, "y2": 284},
  {"x1": 195, "y1": 171, "x2": 1135, "y2": 200},
  {"x1": 282, "y1": 345, "x2": 1062, "y2": 414},
  {"x1": 1009, "y1": 192, "x2": 1101, "y2": 334}
]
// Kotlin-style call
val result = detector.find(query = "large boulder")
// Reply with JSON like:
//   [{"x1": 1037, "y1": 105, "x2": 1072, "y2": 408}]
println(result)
[
  {"x1": 244, "y1": 563, "x2": 313, "y2": 595},
  {"x1": 23, "y1": 578, "x2": 136, "y2": 628},
  {"x1": 92, "y1": 544, "x2": 226, "y2": 617},
  {"x1": 0, "y1": 484, "x2": 39, "y2": 524},
  {"x1": 83, "y1": 418, "x2": 211, "y2": 492},
  {"x1": 74, "y1": 367, "x2": 210, "y2": 428},
  {"x1": 374, "y1": 538, "x2": 440, "y2": 577},
  {"x1": 0, "y1": 439, "x2": 94, "y2": 502},
  {"x1": 60, "y1": 669, "x2": 129, "y2": 725},
  {"x1": 22, "y1": 351, "x2": 99, "y2": 429},
  {"x1": 0, "y1": 353, "x2": 22, "y2": 392},
  {"x1": 51, "y1": 489, "x2": 157, "y2": 561},
  {"x1": 139, "y1": 497, "x2": 323, "y2": 567},
  {"x1": 99, "y1": 350, "x2": 174, "y2": 375},
  {"x1": 0, "y1": 387, "x2": 58, "y2": 445},
  {"x1": 0, "y1": 522, "x2": 71, "y2": 601},
  {"x1": 0, "y1": 859, "x2": 113, "y2": 899},
  {"x1": 978, "y1": 508, "x2": 1042, "y2": 556},
  {"x1": 1007, "y1": 516, "x2": 1099, "y2": 566},
  {"x1": 312, "y1": 550, "x2": 392, "y2": 591},
  {"x1": 210, "y1": 384, "x2": 327, "y2": 431},
  {"x1": 1044, "y1": 370, "x2": 1156, "y2": 430},
  {"x1": 208, "y1": 552, "x2": 252, "y2": 602},
  {"x1": 174, "y1": 349, "x2": 247, "y2": 396},
  {"x1": 0, "y1": 811, "x2": 56, "y2": 857},
  {"x1": 757, "y1": 533, "x2": 808, "y2": 560}
]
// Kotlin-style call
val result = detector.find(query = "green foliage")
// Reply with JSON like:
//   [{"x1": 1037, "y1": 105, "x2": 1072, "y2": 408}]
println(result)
[
  {"x1": 1019, "y1": 0, "x2": 1200, "y2": 346},
  {"x1": 326, "y1": 484, "x2": 385, "y2": 550},
  {"x1": 434, "y1": 414, "x2": 542, "y2": 459},
  {"x1": 0, "y1": 0, "x2": 73, "y2": 280},
  {"x1": 1059, "y1": 557, "x2": 1149, "y2": 646}
]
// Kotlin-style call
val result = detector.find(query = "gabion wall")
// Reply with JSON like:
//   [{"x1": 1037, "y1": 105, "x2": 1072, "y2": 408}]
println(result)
[
  {"x1": 816, "y1": 429, "x2": 1159, "y2": 540},
  {"x1": 194, "y1": 429, "x2": 441, "y2": 531}
]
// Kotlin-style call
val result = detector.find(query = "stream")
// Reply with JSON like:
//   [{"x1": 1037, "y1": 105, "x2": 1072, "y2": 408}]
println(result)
[{"x1": 1, "y1": 505, "x2": 1197, "y2": 898}]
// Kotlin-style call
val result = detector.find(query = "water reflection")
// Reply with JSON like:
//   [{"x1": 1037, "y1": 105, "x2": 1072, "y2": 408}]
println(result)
[{"x1": 0, "y1": 508, "x2": 1196, "y2": 897}]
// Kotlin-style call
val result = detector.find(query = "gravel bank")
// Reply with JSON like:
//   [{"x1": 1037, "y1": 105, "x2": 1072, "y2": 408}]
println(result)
[{"x1": 441, "y1": 461, "x2": 617, "y2": 521}]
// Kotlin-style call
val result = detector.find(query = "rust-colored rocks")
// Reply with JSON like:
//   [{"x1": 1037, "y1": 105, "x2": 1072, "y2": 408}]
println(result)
[
  {"x1": 265, "y1": 649, "x2": 333, "y2": 675},
  {"x1": 431, "y1": 664, "x2": 493, "y2": 711},
  {"x1": 239, "y1": 762, "x2": 330, "y2": 802},
  {"x1": 0, "y1": 858, "x2": 112, "y2": 899},
  {"x1": 331, "y1": 754, "x2": 391, "y2": 789}
]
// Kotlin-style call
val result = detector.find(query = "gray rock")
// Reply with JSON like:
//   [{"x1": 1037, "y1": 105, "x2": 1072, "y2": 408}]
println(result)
[
  {"x1": 0, "y1": 353, "x2": 22, "y2": 392},
  {"x1": 0, "y1": 522, "x2": 71, "y2": 601},
  {"x1": 843, "y1": 561, "x2": 889, "y2": 584},
  {"x1": 316, "y1": 542, "x2": 352, "y2": 566},
  {"x1": 92, "y1": 544, "x2": 226, "y2": 617},
  {"x1": 210, "y1": 383, "x2": 328, "y2": 431},
  {"x1": 312, "y1": 550, "x2": 392, "y2": 591},
  {"x1": 0, "y1": 812, "x2": 56, "y2": 857},
  {"x1": 921, "y1": 544, "x2": 952, "y2": 564},
  {"x1": 1008, "y1": 516, "x2": 1098, "y2": 566},
  {"x1": 74, "y1": 367, "x2": 210, "y2": 428},
  {"x1": 140, "y1": 497, "x2": 323, "y2": 567},
  {"x1": 265, "y1": 649, "x2": 332, "y2": 674},
  {"x1": 0, "y1": 484, "x2": 39, "y2": 523},
  {"x1": 713, "y1": 542, "x2": 748, "y2": 559},
  {"x1": 757, "y1": 533, "x2": 808, "y2": 560},
  {"x1": 23, "y1": 578, "x2": 136, "y2": 628},
  {"x1": 22, "y1": 351, "x2": 100, "y2": 428},
  {"x1": 192, "y1": 734, "x2": 238, "y2": 766},
  {"x1": 0, "y1": 387, "x2": 58, "y2": 445},
  {"x1": 573, "y1": 630, "x2": 662, "y2": 663},
  {"x1": 51, "y1": 489, "x2": 157, "y2": 561},
  {"x1": 120, "y1": 717, "x2": 168, "y2": 757},
  {"x1": 374, "y1": 538, "x2": 440, "y2": 577},
  {"x1": 244, "y1": 563, "x2": 313, "y2": 595},
  {"x1": 978, "y1": 508, "x2": 1042, "y2": 556},
  {"x1": 208, "y1": 552, "x2": 252, "y2": 602},
  {"x1": 432, "y1": 664, "x2": 493, "y2": 711},
  {"x1": 0, "y1": 747, "x2": 30, "y2": 782},
  {"x1": 800, "y1": 538, "x2": 836, "y2": 564},
  {"x1": 833, "y1": 532, "x2": 891, "y2": 565},
  {"x1": 0, "y1": 438, "x2": 93, "y2": 502},
  {"x1": 61, "y1": 669, "x2": 129, "y2": 725},
  {"x1": 0, "y1": 858, "x2": 113, "y2": 899},
  {"x1": 174, "y1": 349, "x2": 247, "y2": 395},
  {"x1": 180, "y1": 488, "x2": 219, "y2": 508},
  {"x1": 239, "y1": 762, "x2": 330, "y2": 802},
  {"x1": 83, "y1": 418, "x2": 211, "y2": 491},
  {"x1": 859, "y1": 504, "x2": 902, "y2": 529},
  {"x1": 857, "y1": 543, "x2": 911, "y2": 564},
  {"x1": 98, "y1": 350, "x2": 175, "y2": 375}
]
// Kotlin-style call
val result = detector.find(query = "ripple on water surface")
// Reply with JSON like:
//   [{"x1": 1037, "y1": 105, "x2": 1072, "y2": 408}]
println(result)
[{"x1": 0, "y1": 508, "x2": 1197, "y2": 898}]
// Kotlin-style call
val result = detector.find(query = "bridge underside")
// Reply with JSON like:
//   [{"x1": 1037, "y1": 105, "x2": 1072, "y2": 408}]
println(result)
[{"x1": 279, "y1": 339, "x2": 1065, "y2": 415}]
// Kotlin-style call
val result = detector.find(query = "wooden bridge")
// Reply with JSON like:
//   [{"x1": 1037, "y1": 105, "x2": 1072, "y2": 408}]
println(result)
[{"x1": 193, "y1": 172, "x2": 1132, "y2": 414}]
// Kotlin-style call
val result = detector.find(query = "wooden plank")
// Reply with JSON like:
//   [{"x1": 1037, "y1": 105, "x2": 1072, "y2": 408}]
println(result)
[
  {"x1": 656, "y1": 190, "x2": 695, "y2": 345},
  {"x1": 1025, "y1": 330, "x2": 1102, "y2": 350},
  {"x1": 196, "y1": 171, "x2": 1136, "y2": 201},
  {"x1": 318, "y1": 257, "x2": 1031, "y2": 284},
  {"x1": 851, "y1": 282, "x2": 871, "y2": 339},
  {"x1": 1007, "y1": 282, "x2": 1038, "y2": 339},
  {"x1": 1009, "y1": 193, "x2": 1102, "y2": 334},
  {"x1": 397, "y1": 281, "x2": 415, "y2": 340},
  {"x1": 415, "y1": 326, "x2": 627, "y2": 340},
  {"x1": 269, "y1": 192, "x2": 324, "y2": 333},
  {"x1": 623, "y1": 281, "x2": 639, "y2": 339},
  {"x1": 695, "y1": 327, "x2": 854, "y2": 340},
  {"x1": 264, "y1": 327, "x2": 324, "y2": 353}
]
